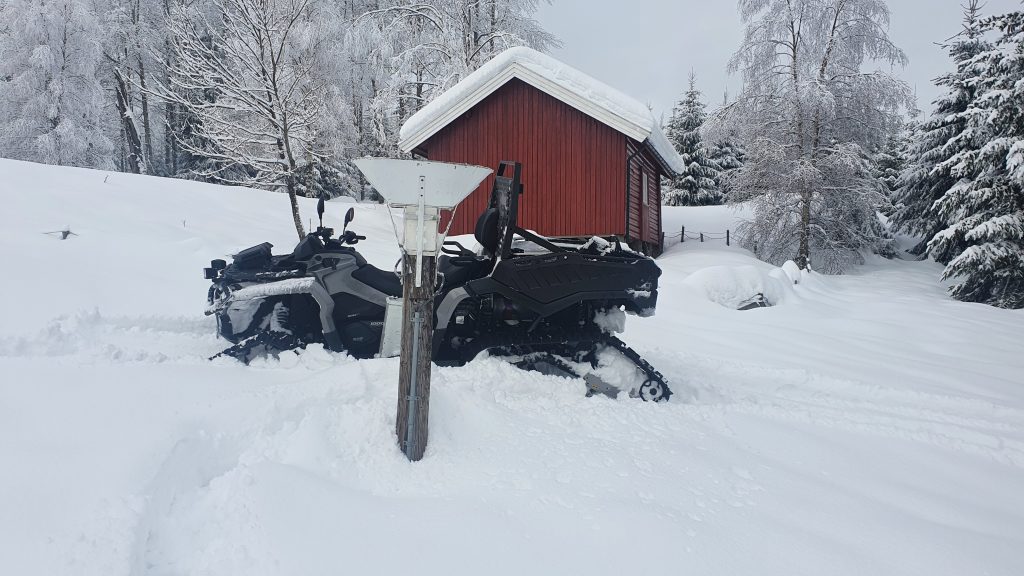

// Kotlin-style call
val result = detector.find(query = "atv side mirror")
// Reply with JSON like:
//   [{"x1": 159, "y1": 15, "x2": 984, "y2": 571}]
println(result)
[
  {"x1": 317, "y1": 193, "x2": 326, "y2": 228},
  {"x1": 343, "y1": 207, "x2": 355, "y2": 232}
]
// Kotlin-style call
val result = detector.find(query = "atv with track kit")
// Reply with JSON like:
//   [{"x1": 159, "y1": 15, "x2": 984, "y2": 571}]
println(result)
[{"x1": 205, "y1": 161, "x2": 671, "y2": 401}]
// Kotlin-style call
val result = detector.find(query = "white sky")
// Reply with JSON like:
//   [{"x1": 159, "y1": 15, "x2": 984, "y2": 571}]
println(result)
[{"x1": 536, "y1": 0, "x2": 1021, "y2": 122}]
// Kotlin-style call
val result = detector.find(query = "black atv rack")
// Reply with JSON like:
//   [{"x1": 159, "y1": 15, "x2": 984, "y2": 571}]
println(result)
[
  {"x1": 491, "y1": 161, "x2": 629, "y2": 260},
  {"x1": 492, "y1": 161, "x2": 565, "y2": 259}
]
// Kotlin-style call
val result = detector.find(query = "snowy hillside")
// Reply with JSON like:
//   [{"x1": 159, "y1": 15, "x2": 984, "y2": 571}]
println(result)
[{"x1": 1, "y1": 158, "x2": 1023, "y2": 576}]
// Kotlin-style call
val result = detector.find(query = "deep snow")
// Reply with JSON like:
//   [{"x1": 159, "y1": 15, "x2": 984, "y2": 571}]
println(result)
[{"x1": 1, "y1": 159, "x2": 1023, "y2": 576}]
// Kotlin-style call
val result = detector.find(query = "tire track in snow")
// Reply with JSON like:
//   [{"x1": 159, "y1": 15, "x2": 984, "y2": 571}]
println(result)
[
  {"x1": 731, "y1": 396, "x2": 1024, "y2": 468},
  {"x1": 655, "y1": 355, "x2": 1024, "y2": 467},
  {"x1": 710, "y1": 372, "x2": 1024, "y2": 467},
  {"x1": 0, "y1": 309, "x2": 222, "y2": 362}
]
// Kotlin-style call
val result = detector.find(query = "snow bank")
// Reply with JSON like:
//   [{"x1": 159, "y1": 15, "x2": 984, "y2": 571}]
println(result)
[{"x1": 681, "y1": 264, "x2": 797, "y2": 309}]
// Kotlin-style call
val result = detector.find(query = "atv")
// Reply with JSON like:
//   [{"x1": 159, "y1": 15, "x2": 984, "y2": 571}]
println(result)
[{"x1": 205, "y1": 161, "x2": 671, "y2": 401}]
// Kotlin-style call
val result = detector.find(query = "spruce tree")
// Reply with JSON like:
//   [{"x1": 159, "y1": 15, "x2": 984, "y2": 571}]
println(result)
[
  {"x1": 873, "y1": 125, "x2": 911, "y2": 198},
  {"x1": 707, "y1": 89, "x2": 746, "y2": 196},
  {"x1": 663, "y1": 73, "x2": 721, "y2": 206},
  {"x1": 894, "y1": 1, "x2": 990, "y2": 258},
  {"x1": 928, "y1": 10, "x2": 1024, "y2": 308},
  {"x1": 707, "y1": 139, "x2": 745, "y2": 196}
]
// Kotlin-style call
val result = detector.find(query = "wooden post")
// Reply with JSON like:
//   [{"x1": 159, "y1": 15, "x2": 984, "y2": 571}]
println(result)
[
  {"x1": 727, "y1": 229, "x2": 730, "y2": 246},
  {"x1": 681, "y1": 225, "x2": 685, "y2": 243},
  {"x1": 660, "y1": 231, "x2": 665, "y2": 250},
  {"x1": 351, "y1": 157, "x2": 492, "y2": 465},
  {"x1": 700, "y1": 232, "x2": 704, "y2": 243},
  {"x1": 396, "y1": 253, "x2": 436, "y2": 462}
]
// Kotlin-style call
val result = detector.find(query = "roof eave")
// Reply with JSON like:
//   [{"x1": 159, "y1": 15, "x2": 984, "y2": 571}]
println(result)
[{"x1": 645, "y1": 140, "x2": 682, "y2": 177}]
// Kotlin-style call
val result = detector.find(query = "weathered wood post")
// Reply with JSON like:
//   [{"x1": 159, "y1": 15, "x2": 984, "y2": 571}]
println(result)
[
  {"x1": 700, "y1": 232, "x2": 704, "y2": 243},
  {"x1": 681, "y1": 225, "x2": 685, "y2": 242},
  {"x1": 396, "y1": 249, "x2": 436, "y2": 460},
  {"x1": 353, "y1": 159, "x2": 491, "y2": 462},
  {"x1": 727, "y1": 229, "x2": 730, "y2": 246}
]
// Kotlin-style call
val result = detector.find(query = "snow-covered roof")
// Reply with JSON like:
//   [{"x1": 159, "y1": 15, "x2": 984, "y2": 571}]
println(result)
[{"x1": 398, "y1": 47, "x2": 684, "y2": 176}]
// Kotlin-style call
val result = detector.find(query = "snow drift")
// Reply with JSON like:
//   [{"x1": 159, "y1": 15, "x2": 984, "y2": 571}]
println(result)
[{"x1": 1, "y1": 159, "x2": 1023, "y2": 576}]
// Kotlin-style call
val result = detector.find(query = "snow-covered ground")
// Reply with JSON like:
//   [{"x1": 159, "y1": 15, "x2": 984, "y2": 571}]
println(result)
[{"x1": 1, "y1": 158, "x2": 1022, "y2": 576}]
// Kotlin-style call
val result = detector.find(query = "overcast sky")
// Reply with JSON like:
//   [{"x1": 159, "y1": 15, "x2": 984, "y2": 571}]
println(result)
[{"x1": 536, "y1": 0, "x2": 1021, "y2": 122}]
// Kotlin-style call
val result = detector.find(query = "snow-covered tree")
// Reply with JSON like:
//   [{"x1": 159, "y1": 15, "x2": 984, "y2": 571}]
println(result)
[
  {"x1": 926, "y1": 10, "x2": 1024, "y2": 308},
  {"x1": 99, "y1": 0, "x2": 172, "y2": 175},
  {"x1": 893, "y1": 0, "x2": 991, "y2": 258},
  {"x1": 663, "y1": 73, "x2": 721, "y2": 206},
  {"x1": 711, "y1": 0, "x2": 912, "y2": 272},
  {"x1": 0, "y1": 0, "x2": 559, "y2": 210},
  {"x1": 359, "y1": 0, "x2": 559, "y2": 151},
  {"x1": 873, "y1": 124, "x2": 912, "y2": 198},
  {"x1": 706, "y1": 138, "x2": 745, "y2": 196},
  {"x1": 0, "y1": 0, "x2": 114, "y2": 168},
  {"x1": 157, "y1": 0, "x2": 334, "y2": 239}
]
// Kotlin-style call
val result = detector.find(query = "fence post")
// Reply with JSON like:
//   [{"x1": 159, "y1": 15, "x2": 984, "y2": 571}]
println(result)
[
  {"x1": 681, "y1": 225, "x2": 685, "y2": 243},
  {"x1": 727, "y1": 229, "x2": 730, "y2": 246},
  {"x1": 660, "y1": 231, "x2": 665, "y2": 250},
  {"x1": 700, "y1": 232, "x2": 704, "y2": 243}
]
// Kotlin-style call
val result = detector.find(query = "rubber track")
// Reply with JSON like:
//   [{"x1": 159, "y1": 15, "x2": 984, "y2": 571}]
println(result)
[
  {"x1": 470, "y1": 331, "x2": 672, "y2": 402},
  {"x1": 603, "y1": 335, "x2": 672, "y2": 402},
  {"x1": 211, "y1": 331, "x2": 306, "y2": 364}
]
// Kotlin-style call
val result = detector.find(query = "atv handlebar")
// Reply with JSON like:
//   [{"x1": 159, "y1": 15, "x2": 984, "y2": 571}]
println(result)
[
  {"x1": 320, "y1": 227, "x2": 364, "y2": 246},
  {"x1": 341, "y1": 230, "x2": 365, "y2": 245}
]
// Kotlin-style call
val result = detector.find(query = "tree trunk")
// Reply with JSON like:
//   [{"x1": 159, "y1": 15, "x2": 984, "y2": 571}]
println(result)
[
  {"x1": 277, "y1": 108, "x2": 305, "y2": 240},
  {"x1": 137, "y1": 56, "x2": 155, "y2": 174},
  {"x1": 163, "y1": 0, "x2": 176, "y2": 175},
  {"x1": 286, "y1": 173, "x2": 305, "y2": 241},
  {"x1": 797, "y1": 188, "x2": 811, "y2": 269},
  {"x1": 113, "y1": 67, "x2": 144, "y2": 174},
  {"x1": 490, "y1": 0, "x2": 497, "y2": 57}
]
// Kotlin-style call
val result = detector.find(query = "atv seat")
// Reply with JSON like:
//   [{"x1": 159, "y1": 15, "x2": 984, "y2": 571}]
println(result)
[
  {"x1": 475, "y1": 207, "x2": 500, "y2": 256},
  {"x1": 438, "y1": 255, "x2": 489, "y2": 293},
  {"x1": 352, "y1": 264, "x2": 402, "y2": 297}
]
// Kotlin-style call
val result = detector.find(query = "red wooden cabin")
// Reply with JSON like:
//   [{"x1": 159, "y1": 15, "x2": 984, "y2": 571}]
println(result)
[{"x1": 398, "y1": 47, "x2": 683, "y2": 255}]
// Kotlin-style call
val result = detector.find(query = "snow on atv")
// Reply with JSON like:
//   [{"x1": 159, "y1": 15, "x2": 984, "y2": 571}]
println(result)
[{"x1": 205, "y1": 161, "x2": 672, "y2": 401}]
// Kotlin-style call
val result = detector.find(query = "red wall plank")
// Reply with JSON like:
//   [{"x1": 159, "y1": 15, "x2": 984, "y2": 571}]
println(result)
[
  {"x1": 420, "y1": 79, "x2": 628, "y2": 237},
  {"x1": 625, "y1": 139, "x2": 663, "y2": 246}
]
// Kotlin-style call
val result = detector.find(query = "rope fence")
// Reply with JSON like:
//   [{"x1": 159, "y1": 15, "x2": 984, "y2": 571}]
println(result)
[{"x1": 661, "y1": 226, "x2": 731, "y2": 248}]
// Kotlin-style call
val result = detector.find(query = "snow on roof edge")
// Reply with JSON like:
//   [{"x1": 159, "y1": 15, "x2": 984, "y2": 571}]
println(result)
[
  {"x1": 399, "y1": 47, "x2": 683, "y2": 176},
  {"x1": 646, "y1": 123, "x2": 686, "y2": 175}
]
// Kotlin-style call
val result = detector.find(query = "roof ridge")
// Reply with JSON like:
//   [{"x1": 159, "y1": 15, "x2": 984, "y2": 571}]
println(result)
[{"x1": 398, "y1": 47, "x2": 683, "y2": 175}]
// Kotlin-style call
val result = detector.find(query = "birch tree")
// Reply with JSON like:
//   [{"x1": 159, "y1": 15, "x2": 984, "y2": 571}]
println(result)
[
  {"x1": 0, "y1": 0, "x2": 114, "y2": 168},
  {"x1": 0, "y1": 0, "x2": 560, "y2": 208},
  {"x1": 359, "y1": 0, "x2": 559, "y2": 150},
  {"x1": 712, "y1": 0, "x2": 912, "y2": 272},
  {"x1": 100, "y1": 0, "x2": 171, "y2": 175},
  {"x1": 157, "y1": 0, "x2": 327, "y2": 239}
]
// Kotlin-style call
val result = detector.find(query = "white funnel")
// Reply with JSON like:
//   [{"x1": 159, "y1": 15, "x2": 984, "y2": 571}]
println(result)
[{"x1": 353, "y1": 158, "x2": 492, "y2": 209}]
